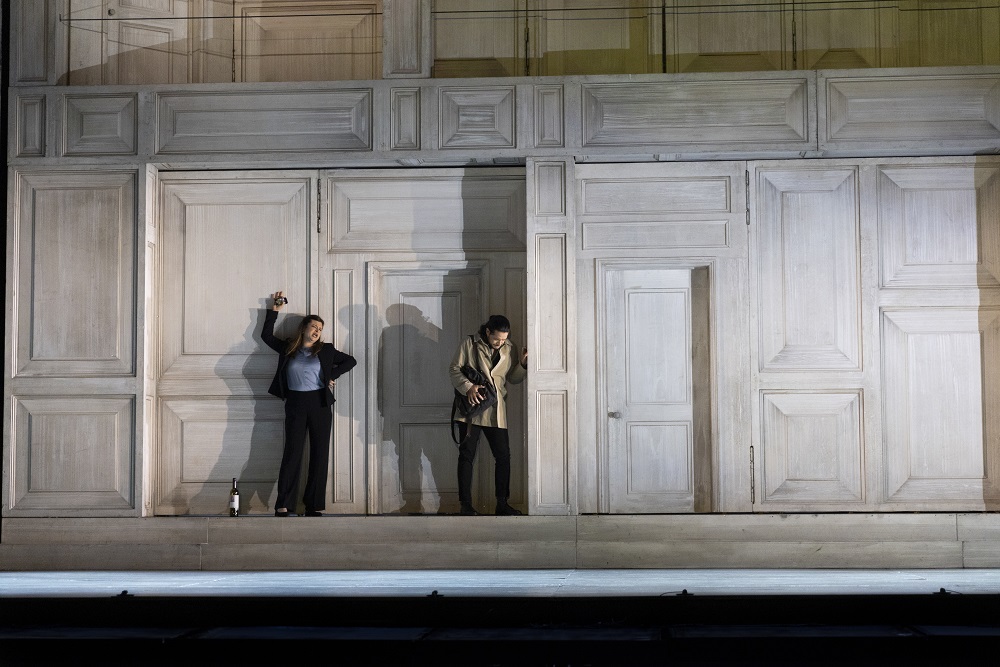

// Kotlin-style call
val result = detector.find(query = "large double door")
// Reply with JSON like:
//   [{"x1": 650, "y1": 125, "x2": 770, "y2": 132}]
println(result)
[{"x1": 153, "y1": 168, "x2": 526, "y2": 515}]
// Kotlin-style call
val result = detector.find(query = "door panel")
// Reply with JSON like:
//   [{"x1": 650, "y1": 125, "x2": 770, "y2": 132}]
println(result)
[
  {"x1": 155, "y1": 172, "x2": 314, "y2": 515},
  {"x1": 105, "y1": 0, "x2": 191, "y2": 84},
  {"x1": 374, "y1": 265, "x2": 484, "y2": 514},
  {"x1": 575, "y1": 161, "x2": 749, "y2": 514},
  {"x1": 603, "y1": 266, "x2": 711, "y2": 513}
]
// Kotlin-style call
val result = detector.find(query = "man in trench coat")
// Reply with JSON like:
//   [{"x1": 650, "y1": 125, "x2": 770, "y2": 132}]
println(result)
[{"x1": 449, "y1": 314, "x2": 528, "y2": 515}]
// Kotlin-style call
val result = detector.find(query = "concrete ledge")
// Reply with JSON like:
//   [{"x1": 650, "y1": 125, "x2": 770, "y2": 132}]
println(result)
[{"x1": 2, "y1": 513, "x2": 999, "y2": 570}]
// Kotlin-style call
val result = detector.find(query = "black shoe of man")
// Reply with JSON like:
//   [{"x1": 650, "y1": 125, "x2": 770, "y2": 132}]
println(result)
[
  {"x1": 459, "y1": 504, "x2": 480, "y2": 516},
  {"x1": 495, "y1": 501, "x2": 522, "y2": 516}
]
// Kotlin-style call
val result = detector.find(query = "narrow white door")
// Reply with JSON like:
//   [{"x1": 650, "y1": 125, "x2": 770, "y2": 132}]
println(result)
[{"x1": 603, "y1": 265, "x2": 711, "y2": 513}]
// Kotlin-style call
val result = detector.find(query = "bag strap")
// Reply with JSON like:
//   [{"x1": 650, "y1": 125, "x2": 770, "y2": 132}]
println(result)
[{"x1": 469, "y1": 334, "x2": 498, "y2": 392}]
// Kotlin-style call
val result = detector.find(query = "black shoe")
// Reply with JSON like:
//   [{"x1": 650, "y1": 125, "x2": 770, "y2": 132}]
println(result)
[
  {"x1": 274, "y1": 509, "x2": 297, "y2": 517},
  {"x1": 495, "y1": 501, "x2": 522, "y2": 516},
  {"x1": 459, "y1": 504, "x2": 480, "y2": 516},
  {"x1": 304, "y1": 510, "x2": 323, "y2": 517}
]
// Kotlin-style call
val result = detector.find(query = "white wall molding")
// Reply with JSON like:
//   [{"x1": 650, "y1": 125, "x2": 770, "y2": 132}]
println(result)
[{"x1": 9, "y1": 67, "x2": 999, "y2": 167}]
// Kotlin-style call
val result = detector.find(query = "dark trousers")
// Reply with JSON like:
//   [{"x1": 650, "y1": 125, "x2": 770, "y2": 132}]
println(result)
[
  {"x1": 276, "y1": 389, "x2": 332, "y2": 512},
  {"x1": 457, "y1": 423, "x2": 510, "y2": 504}
]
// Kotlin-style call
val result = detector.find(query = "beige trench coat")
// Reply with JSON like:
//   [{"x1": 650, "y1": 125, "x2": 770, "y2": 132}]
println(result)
[{"x1": 449, "y1": 332, "x2": 526, "y2": 429}]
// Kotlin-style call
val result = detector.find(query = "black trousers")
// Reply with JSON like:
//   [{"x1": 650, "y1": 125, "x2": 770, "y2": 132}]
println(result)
[
  {"x1": 276, "y1": 389, "x2": 332, "y2": 512},
  {"x1": 457, "y1": 423, "x2": 510, "y2": 504}
]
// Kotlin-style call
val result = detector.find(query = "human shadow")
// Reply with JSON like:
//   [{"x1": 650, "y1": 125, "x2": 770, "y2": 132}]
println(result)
[
  {"x1": 377, "y1": 302, "x2": 454, "y2": 514},
  {"x1": 188, "y1": 303, "x2": 293, "y2": 515}
]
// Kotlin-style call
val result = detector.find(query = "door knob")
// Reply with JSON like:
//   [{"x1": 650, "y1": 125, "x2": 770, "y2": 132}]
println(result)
[{"x1": 608, "y1": 411, "x2": 621, "y2": 419}]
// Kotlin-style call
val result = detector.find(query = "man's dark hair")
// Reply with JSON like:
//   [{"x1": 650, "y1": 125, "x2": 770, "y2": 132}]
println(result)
[{"x1": 484, "y1": 314, "x2": 511, "y2": 333}]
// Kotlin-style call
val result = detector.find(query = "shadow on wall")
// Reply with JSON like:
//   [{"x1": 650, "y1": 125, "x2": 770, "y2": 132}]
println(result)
[
  {"x1": 187, "y1": 304, "x2": 295, "y2": 515},
  {"x1": 377, "y1": 302, "x2": 454, "y2": 514}
]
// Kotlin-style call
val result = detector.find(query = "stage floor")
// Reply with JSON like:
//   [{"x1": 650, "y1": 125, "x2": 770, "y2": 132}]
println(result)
[
  {"x1": 3, "y1": 570, "x2": 1000, "y2": 665},
  {"x1": 3, "y1": 568, "x2": 1000, "y2": 598}
]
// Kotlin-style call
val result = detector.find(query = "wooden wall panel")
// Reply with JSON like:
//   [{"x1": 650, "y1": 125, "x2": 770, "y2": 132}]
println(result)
[
  {"x1": 872, "y1": 158, "x2": 1000, "y2": 510},
  {"x1": 795, "y1": 2, "x2": 887, "y2": 70},
  {"x1": 13, "y1": 170, "x2": 136, "y2": 377},
  {"x1": 749, "y1": 160, "x2": 873, "y2": 514},
  {"x1": 109, "y1": 20, "x2": 187, "y2": 85},
  {"x1": 898, "y1": 1, "x2": 1000, "y2": 68},
  {"x1": 158, "y1": 178, "x2": 311, "y2": 379},
  {"x1": 578, "y1": 168, "x2": 734, "y2": 250},
  {"x1": 534, "y1": 163, "x2": 566, "y2": 216},
  {"x1": 383, "y1": 0, "x2": 431, "y2": 78},
  {"x1": 535, "y1": 391, "x2": 570, "y2": 509},
  {"x1": 16, "y1": 96, "x2": 46, "y2": 157},
  {"x1": 821, "y1": 72, "x2": 1000, "y2": 152},
  {"x1": 157, "y1": 398, "x2": 285, "y2": 514},
  {"x1": 878, "y1": 163, "x2": 1000, "y2": 289},
  {"x1": 665, "y1": 0, "x2": 790, "y2": 73},
  {"x1": 536, "y1": 235, "x2": 567, "y2": 372},
  {"x1": 11, "y1": 1, "x2": 50, "y2": 85},
  {"x1": 439, "y1": 87, "x2": 516, "y2": 148},
  {"x1": 527, "y1": 158, "x2": 576, "y2": 515},
  {"x1": 759, "y1": 391, "x2": 864, "y2": 506},
  {"x1": 432, "y1": 0, "x2": 521, "y2": 78},
  {"x1": 330, "y1": 269, "x2": 359, "y2": 505},
  {"x1": 63, "y1": 95, "x2": 137, "y2": 156},
  {"x1": 155, "y1": 90, "x2": 372, "y2": 154},
  {"x1": 533, "y1": 85, "x2": 564, "y2": 148},
  {"x1": 581, "y1": 78, "x2": 811, "y2": 148},
  {"x1": 536, "y1": 0, "x2": 653, "y2": 76},
  {"x1": 10, "y1": 396, "x2": 135, "y2": 511},
  {"x1": 104, "y1": 0, "x2": 190, "y2": 85},
  {"x1": 390, "y1": 88, "x2": 421, "y2": 150},
  {"x1": 327, "y1": 169, "x2": 526, "y2": 251},
  {"x1": 881, "y1": 309, "x2": 1000, "y2": 508},
  {"x1": 755, "y1": 167, "x2": 861, "y2": 371},
  {"x1": 234, "y1": 1, "x2": 381, "y2": 83}
]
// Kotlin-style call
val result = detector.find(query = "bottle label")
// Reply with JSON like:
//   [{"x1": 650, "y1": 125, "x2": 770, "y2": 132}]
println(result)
[{"x1": 229, "y1": 496, "x2": 239, "y2": 510}]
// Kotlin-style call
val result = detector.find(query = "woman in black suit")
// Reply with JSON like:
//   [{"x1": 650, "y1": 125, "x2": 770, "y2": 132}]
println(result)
[{"x1": 262, "y1": 291, "x2": 356, "y2": 517}]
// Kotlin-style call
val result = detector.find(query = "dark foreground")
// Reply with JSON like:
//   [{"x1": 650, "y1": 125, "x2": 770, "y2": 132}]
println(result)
[{"x1": 2, "y1": 592, "x2": 999, "y2": 665}]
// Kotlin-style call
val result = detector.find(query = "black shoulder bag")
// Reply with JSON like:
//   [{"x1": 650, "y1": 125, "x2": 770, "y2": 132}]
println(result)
[{"x1": 450, "y1": 339, "x2": 498, "y2": 444}]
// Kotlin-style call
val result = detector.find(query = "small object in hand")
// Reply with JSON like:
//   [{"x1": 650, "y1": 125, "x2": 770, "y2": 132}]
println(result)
[{"x1": 274, "y1": 296, "x2": 288, "y2": 306}]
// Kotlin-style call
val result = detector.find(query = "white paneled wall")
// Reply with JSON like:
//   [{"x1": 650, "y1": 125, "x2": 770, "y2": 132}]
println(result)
[
  {"x1": 5, "y1": 5, "x2": 1000, "y2": 528},
  {"x1": 6, "y1": 169, "x2": 141, "y2": 516}
]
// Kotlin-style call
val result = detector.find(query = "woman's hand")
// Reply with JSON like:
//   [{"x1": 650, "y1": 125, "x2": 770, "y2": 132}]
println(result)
[
  {"x1": 272, "y1": 291, "x2": 286, "y2": 311},
  {"x1": 466, "y1": 385, "x2": 485, "y2": 405},
  {"x1": 328, "y1": 380, "x2": 336, "y2": 390}
]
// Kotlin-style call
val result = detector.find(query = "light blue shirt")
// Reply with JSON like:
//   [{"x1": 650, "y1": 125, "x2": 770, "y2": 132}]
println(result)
[{"x1": 286, "y1": 348, "x2": 323, "y2": 391}]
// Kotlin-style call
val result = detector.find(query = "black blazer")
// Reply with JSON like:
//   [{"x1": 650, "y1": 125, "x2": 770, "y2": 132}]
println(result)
[{"x1": 261, "y1": 310, "x2": 357, "y2": 406}]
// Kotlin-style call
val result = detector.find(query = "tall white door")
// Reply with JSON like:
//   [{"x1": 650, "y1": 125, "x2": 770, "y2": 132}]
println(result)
[
  {"x1": 603, "y1": 265, "x2": 712, "y2": 513},
  {"x1": 155, "y1": 171, "x2": 315, "y2": 515}
]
